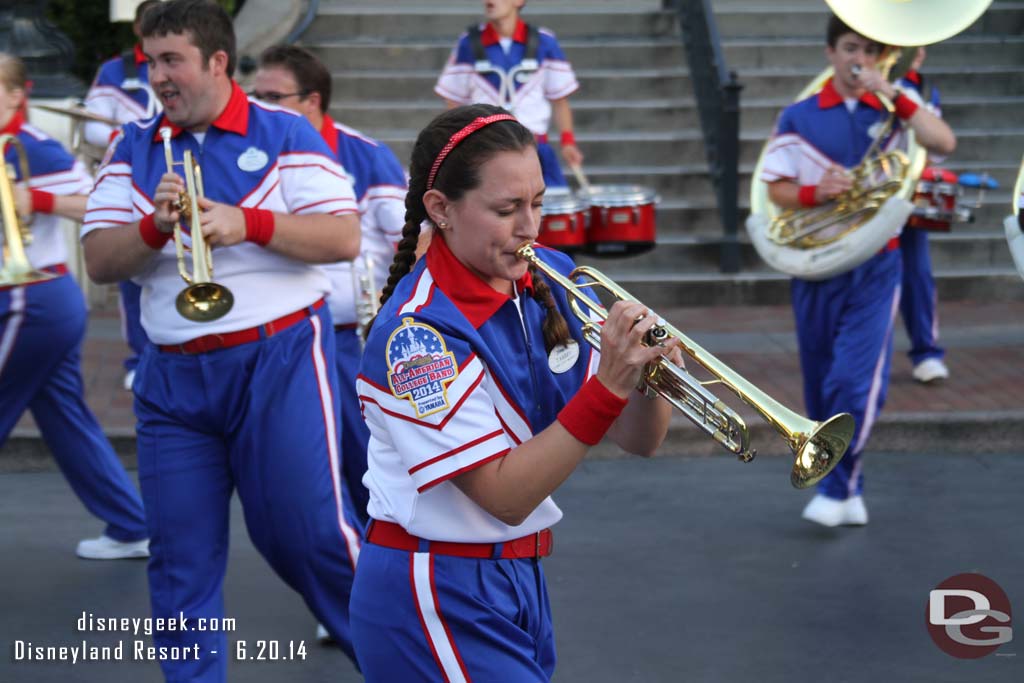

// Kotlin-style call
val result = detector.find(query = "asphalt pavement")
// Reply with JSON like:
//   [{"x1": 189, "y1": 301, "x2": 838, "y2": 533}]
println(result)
[{"x1": 2, "y1": 454, "x2": 1020, "y2": 683}]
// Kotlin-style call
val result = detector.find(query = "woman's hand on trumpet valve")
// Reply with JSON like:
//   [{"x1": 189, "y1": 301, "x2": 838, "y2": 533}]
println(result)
[
  {"x1": 196, "y1": 196, "x2": 247, "y2": 248},
  {"x1": 596, "y1": 300, "x2": 681, "y2": 400},
  {"x1": 153, "y1": 171, "x2": 186, "y2": 233},
  {"x1": 817, "y1": 164, "x2": 853, "y2": 203}
]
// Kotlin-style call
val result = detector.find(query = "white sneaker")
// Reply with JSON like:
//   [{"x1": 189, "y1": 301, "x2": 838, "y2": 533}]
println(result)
[
  {"x1": 76, "y1": 535, "x2": 149, "y2": 560},
  {"x1": 912, "y1": 358, "x2": 949, "y2": 383},
  {"x1": 316, "y1": 623, "x2": 335, "y2": 645},
  {"x1": 123, "y1": 369, "x2": 136, "y2": 392},
  {"x1": 801, "y1": 494, "x2": 845, "y2": 527},
  {"x1": 843, "y1": 496, "x2": 869, "y2": 526}
]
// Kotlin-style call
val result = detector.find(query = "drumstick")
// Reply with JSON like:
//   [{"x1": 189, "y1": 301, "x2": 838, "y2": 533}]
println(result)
[{"x1": 569, "y1": 163, "x2": 592, "y2": 196}]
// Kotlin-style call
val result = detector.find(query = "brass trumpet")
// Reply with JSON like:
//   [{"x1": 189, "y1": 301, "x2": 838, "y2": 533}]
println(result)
[
  {"x1": 0, "y1": 134, "x2": 55, "y2": 287},
  {"x1": 517, "y1": 243, "x2": 853, "y2": 489},
  {"x1": 160, "y1": 128, "x2": 234, "y2": 322}
]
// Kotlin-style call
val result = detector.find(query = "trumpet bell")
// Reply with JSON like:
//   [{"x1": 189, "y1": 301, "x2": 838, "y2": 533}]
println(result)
[
  {"x1": 791, "y1": 413, "x2": 856, "y2": 489},
  {"x1": 175, "y1": 282, "x2": 234, "y2": 322}
]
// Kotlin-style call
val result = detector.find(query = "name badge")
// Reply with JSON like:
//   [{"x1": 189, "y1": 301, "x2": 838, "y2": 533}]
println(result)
[
  {"x1": 237, "y1": 147, "x2": 269, "y2": 172},
  {"x1": 548, "y1": 341, "x2": 580, "y2": 374}
]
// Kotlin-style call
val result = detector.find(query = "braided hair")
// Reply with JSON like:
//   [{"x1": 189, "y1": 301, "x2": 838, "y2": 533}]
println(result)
[{"x1": 370, "y1": 104, "x2": 572, "y2": 352}]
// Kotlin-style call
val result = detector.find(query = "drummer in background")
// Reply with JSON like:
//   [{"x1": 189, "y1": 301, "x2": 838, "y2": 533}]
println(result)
[
  {"x1": 0, "y1": 53, "x2": 150, "y2": 560},
  {"x1": 83, "y1": 0, "x2": 163, "y2": 392},
  {"x1": 434, "y1": 0, "x2": 583, "y2": 189},
  {"x1": 762, "y1": 15, "x2": 955, "y2": 527},
  {"x1": 897, "y1": 48, "x2": 950, "y2": 384}
]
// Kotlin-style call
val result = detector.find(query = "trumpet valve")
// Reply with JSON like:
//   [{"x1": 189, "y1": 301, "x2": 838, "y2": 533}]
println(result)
[{"x1": 174, "y1": 192, "x2": 192, "y2": 222}]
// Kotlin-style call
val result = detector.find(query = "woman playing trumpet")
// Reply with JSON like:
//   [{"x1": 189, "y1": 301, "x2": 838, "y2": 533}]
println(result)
[
  {"x1": 351, "y1": 104, "x2": 682, "y2": 682},
  {"x1": 0, "y1": 53, "x2": 149, "y2": 559}
]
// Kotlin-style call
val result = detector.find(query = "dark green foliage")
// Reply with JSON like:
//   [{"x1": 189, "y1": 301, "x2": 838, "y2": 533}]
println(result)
[{"x1": 45, "y1": 0, "x2": 242, "y2": 84}]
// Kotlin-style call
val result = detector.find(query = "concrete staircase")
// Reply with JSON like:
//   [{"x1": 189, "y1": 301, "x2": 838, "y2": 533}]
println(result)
[{"x1": 300, "y1": 0, "x2": 1024, "y2": 307}]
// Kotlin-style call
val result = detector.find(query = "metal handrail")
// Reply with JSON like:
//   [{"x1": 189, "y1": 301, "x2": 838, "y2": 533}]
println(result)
[{"x1": 666, "y1": 0, "x2": 743, "y2": 273}]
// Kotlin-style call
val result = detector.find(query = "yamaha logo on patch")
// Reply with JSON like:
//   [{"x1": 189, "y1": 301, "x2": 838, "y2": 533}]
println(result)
[
  {"x1": 237, "y1": 146, "x2": 269, "y2": 172},
  {"x1": 386, "y1": 318, "x2": 459, "y2": 418}
]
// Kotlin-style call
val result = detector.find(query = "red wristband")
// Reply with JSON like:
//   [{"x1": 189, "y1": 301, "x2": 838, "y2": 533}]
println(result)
[
  {"x1": 798, "y1": 185, "x2": 819, "y2": 208},
  {"x1": 138, "y1": 213, "x2": 172, "y2": 250},
  {"x1": 893, "y1": 92, "x2": 919, "y2": 120},
  {"x1": 30, "y1": 190, "x2": 55, "y2": 214},
  {"x1": 243, "y1": 207, "x2": 276, "y2": 246},
  {"x1": 560, "y1": 130, "x2": 576, "y2": 147},
  {"x1": 557, "y1": 376, "x2": 629, "y2": 446}
]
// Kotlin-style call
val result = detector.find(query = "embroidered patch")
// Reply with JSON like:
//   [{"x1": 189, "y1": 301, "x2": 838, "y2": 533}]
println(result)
[
  {"x1": 386, "y1": 318, "x2": 459, "y2": 418},
  {"x1": 237, "y1": 146, "x2": 269, "y2": 172}
]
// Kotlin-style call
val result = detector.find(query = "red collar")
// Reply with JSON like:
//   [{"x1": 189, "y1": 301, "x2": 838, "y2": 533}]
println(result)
[
  {"x1": 152, "y1": 81, "x2": 250, "y2": 140},
  {"x1": 0, "y1": 109, "x2": 25, "y2": 137},
  {"x1": 480, "y1": 19, "x2": 529, "y2": 47},
  {"x1": 426, "y1": 234, "x2": 533, "y2": 328},
  {"x1": 817, "y1": 77, "x2": 883, "y2": 111},
  {"x1": 133, "y1": 44, "x2": 147, "y2": 65},
  {"x1": 319, "y1": 113, "x2": 338, "y2": 155}
]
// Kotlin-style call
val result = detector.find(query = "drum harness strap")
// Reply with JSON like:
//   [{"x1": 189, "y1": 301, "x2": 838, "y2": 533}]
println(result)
[{"x1": 466, "y1": 23, "x2": 541, "y2": 110}]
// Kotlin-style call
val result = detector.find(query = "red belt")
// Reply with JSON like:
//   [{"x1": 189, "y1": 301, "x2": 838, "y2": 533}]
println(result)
[
  {"x1": 159, "y1": 299, "x2": 325, "y2": 354},
  {"x1": 367, "y1": 520, "x2": 553, "y2": 560}
]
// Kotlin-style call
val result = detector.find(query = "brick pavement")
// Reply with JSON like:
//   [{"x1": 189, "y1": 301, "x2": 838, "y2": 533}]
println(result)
[{"x1": 8, "y1": 298, "x2": 1024, "y2": 456}]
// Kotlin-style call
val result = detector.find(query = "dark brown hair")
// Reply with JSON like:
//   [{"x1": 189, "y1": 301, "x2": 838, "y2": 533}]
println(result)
[
  {"x1": 258, "y1": 45, "x2": 331, "y2": 114},
  {"x1": 372, "y1": 103, "x2": 571, "y2": 352},
  {"x1": 140, "y1": 0, "x2": 237, "y2": 77}
]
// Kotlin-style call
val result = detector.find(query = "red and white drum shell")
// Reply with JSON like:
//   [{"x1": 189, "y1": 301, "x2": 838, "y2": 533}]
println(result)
[
  {"x1": 539, "y1": 189, "x2": 589, "y2": 253},
  {"x1": 908, "y1": 167, "x2": 960, "y2": 231},
  {"x1": 583, "y1": 185, "x2": 659, "y2": 256}
]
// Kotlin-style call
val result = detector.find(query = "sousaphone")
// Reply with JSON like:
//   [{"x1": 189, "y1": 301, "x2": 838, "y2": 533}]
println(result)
[
  {"x1": 1004, "y1": 156, "x2": 1024, "y2": 281},
  {"x1": 746, "y1": 0, "x2": 994, "y2": 281}
]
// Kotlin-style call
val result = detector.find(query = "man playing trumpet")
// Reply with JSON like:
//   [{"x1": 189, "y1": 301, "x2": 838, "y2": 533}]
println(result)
[
  {"x1": 82, "y1": 0, "x2": 364, "y2": 679},
  {"x1": 761, "y1": 14, "x2": 954, "y2": 527}
]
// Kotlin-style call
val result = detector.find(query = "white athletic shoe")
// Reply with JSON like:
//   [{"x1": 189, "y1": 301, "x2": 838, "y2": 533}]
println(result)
[
  {"x1": 801, "y1": 494, "x2": 846, "y2": 527},
  {"x1": 912, "y1": 358, "x2": 949, "y2": 383},
  {"x1": 316, "y1": 624, "x2": 335, "y2": 645},
  {"x1": 843, "y1": 496, "x2": 869, "y2": 526},
  {"x1": 76, "y1": 535, "x2": 149, "y2": 560},
  {"x1": 123, "y1": 369, "x2": 136, "y2": 392}
]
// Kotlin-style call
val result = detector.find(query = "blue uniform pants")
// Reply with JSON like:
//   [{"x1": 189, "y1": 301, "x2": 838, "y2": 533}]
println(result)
[
  {"x1": 0, "y1": 275, "x2": 147, "y2": 541},
  {"x1": 351, "y1": 543, "x2": 556, "y2": 682},
  {"x1": 536, "y1": 141, "x2": 568, "y2": 189},
  {"x1": 119, "y1": 279, "x2": 148, "y2": 372},
  {"x1": 335, "y1": 327, "x2": 370, "y2": 531},
  {"x1": 791, "y1": 250, "x2": 902, "y2": 500},
  {"x1": 133, "y1": 305, "x2": 360, "y2": 681},
  {"x1": 899, "y1": 228, "x2": 944, "y2": 365}
]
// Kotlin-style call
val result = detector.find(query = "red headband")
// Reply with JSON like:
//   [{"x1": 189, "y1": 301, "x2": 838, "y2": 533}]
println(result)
[{"x1": 425, "y1": 113, "x2": 517, "y2": 191}]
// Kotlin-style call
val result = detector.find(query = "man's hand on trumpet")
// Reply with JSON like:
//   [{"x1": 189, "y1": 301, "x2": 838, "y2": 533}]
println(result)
[
  {"x1": 195, "y1": 197, "x2": 247, "y2": 248},
  {"x1": 851, "y1": 65, "x2": 896, "y2": 100},
  {"x1": 153, "y1": 171, "x2": 185, "y2": 234}
]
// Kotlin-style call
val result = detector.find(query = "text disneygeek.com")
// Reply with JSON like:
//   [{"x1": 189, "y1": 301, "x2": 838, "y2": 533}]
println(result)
[{"x1": 8, "y1": 611, "x2": 307, "y2": 664}]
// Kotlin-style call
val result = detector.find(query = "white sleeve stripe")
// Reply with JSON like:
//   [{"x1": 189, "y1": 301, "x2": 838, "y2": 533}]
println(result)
[
  {"x1": 408, "y1": 428, "x2": 506, "y2": 475},
  {"x1": 416, "y1": 448, "x2": 510, "y2": 493},
  {"x1": 279, "y1": 161, "x2": 350, "y2": 184},
  {"x1": 483, "y1": 368, "x2": 532, "y2": 443},
  {"x1": 398, "y1": 270, "x2": 435, "y2": 315},
  {"x1": 295, "y1": 197, "x2": 359, "y2": 214},
  {"x1": 545, "y1": 82, "x2": 579, "y2": 101}
]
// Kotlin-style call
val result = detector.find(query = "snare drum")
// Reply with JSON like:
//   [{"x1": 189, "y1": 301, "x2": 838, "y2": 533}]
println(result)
[
  {"x1": 584, "y1": 185, "x2": 659, "y2": 256},
  {"x1": 908, "y1": 167, "x2": 961, "y2": 231},
  {"x1": 539, "y1": 189, "x2": 588, "y2": 253}
]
